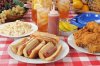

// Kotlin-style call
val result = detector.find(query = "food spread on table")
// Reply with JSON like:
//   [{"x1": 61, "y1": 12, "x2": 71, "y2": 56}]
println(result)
[
  {"x1": 74, "y1": 22, "x2": 100, "y2": 53},
  {"x1": 10, "y1": 32, "x2": 62, "y2": 61},
  {"x1": 0, "y1": 20, "x2": 33, "y2": 37},
  {"x1": 0, "y1": 0, "x2": 99, "y2": 64}
]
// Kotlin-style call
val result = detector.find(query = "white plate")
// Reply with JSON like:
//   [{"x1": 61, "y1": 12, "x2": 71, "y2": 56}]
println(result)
[
  {"x1": 0, "y1": 22, "x2": 38, "y2": 38},
  {"x1": 8, "y1": 39, "x2": 69, "y2": 64},
  {"x1": 68, "y1": 34, "x2": 100, "y2": 55}
]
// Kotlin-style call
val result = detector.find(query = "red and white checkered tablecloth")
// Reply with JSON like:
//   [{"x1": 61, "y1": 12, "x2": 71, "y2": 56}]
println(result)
[{"x1": 0, "y1": 9, "x2": 100, "y2": 66}]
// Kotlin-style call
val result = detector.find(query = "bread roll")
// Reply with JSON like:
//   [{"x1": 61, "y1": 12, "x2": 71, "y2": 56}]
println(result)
[
  {"x1": 30, "y1": 31, "x2": 59, "y2": 45},
  {"x1": 10, "y1": 38, "x2": 28, "y2": 54},
  {"x1": 23, "y1": 38, "x2": 39, "y2": 58},
  {"x1": 29, "y1": 40, "x2": 46, "y2": 59},
  {"x1": 39, "y1": 42, "x2": 62, "y2": 61},
  {"x1": 17, "y1": 38, "x2": 34, "y2": 56}
]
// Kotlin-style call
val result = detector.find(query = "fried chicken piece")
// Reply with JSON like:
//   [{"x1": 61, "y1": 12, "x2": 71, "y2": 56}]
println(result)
[
  {"x1": 75, "y1": 39, "x2": 83, "y2": 47},
  {"x1": 86, "y1": 21, "x2": 98, "y2": 32},
  {"x1": 93, "y1": 26, "x2": 100, "y2": 33},
  {"x1": 74, "y1": 21, "x2": 100, "y2": 53},
  {"x1": 82, "y1": 33, "x2": 98, "y2": 45},
  {"x1": 75, "y1": 33, "x2": 100, "y2": 51},
  {"x1": 81, "y1": 33, "x2": 100, "y2": 53},
  {"x1": 96, "y1": 33, "x2": 100, "y2": 44},
  {"x1": 75, "y1": 32, "x2": 92, "y2": 47},
  {"x1": 80, "y1": 32, "x2": 93, "y2": 47},
  {"x1": 88, "y1": 44, "x2": 100, "y2": 53},
  {"x1": 74, "y1": 27, "x2": 90, "y2": 47},
  {"x1": 74, "y1": 27, "x2": 88, "y2": 39}
]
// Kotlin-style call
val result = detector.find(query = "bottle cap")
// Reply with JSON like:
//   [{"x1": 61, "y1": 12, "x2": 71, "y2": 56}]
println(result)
[{"x1": 49, "y1": 2, "x2": 59, "y2": 16}]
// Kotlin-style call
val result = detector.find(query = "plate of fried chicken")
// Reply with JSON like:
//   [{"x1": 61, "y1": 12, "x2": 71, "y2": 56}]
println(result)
[{"x1": 68, "y1": 22, "x2": 100, "y2": 55}]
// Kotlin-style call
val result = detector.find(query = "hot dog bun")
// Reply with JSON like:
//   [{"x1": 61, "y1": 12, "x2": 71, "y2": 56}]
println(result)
[
  {"x1": 30, "y1": 31, "x2": 59, "y2": 45},
  {"x1": 23, "y1": 38, "x2": 39, "y2": 58},
  {"x1": 16, "y1": 38, "x2": 33, "y2": 56},
  {"x1": 29, "y1": 40, "x2": 46, "y2": 59},
  {"x1": 45, "y1": 44, "x2": 62, "y2": 61},
  {"x1": 10, "y1": 38, "x2": 28, "y2": 54},
  {"x1": 39, "y1": 42, "x2": 62, "y2": 61}
]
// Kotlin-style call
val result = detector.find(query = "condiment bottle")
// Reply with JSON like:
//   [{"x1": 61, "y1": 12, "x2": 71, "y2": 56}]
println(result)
[{"x1": 48, "y1": 2, "x2": 59, "y2": 35}]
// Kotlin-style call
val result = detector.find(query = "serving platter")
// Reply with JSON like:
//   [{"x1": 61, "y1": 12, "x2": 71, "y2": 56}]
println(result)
[
  {"x1": 68, "y1": 34, "x2": 100, "y2": 55},
  {"x1": 8, "y1": 39, "x2": 69, "y2": 64}
]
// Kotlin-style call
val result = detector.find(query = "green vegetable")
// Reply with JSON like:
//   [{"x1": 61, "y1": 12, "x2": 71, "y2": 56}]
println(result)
[{"x1": 13, "y1": 0, "x2": 24, "y2": 7}]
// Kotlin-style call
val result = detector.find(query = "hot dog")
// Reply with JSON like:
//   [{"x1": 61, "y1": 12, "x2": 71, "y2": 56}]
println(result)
[
  {"x1": 17, "y1": 38, "x2": 34, "y2": 56},
  {"x1": 29, "y1": 40, "x2": 46, "y2": 59},
  {"x1": 43, "y1": 46, "x2": 57, "y2": 58},
  {"x1": 10, "y1": 38, "x2": 29, "y2": 54},
  {"x1": 39, "y1": 42, "x2": 62, "y2": 61},
  {"x1": 23, "y1": 38, "x2": 39, "y2": 58}
]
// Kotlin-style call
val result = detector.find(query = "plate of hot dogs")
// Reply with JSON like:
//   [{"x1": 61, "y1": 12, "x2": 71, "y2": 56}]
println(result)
[{"x1": 8, "y1": 32, "x2": 69, "y2": 64}]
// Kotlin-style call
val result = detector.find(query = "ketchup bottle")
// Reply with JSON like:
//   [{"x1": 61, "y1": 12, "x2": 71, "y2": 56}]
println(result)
[{"x1": 48, "y1": 2, "x2": 59, "y2": 35}]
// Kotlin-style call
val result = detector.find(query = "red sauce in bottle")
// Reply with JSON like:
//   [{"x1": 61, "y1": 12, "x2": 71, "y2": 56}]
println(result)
[{"x1": 48, "y1": 2, "x2": 59, "y2": 35}]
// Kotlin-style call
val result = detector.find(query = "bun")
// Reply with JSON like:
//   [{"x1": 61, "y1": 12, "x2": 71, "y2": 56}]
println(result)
[
  {"x1": 30, "y1": 31, "x2": 59, "y2": 44},
  {"x1": 29, "y1": 40, "x2": 46, "y2": 59},
  {"x1": 10, "y1": 38, "x2": 28, "y2": 54},
  {"x1": 39, "y1": 42, "x2": 62, "y2": 61},
  {"x1": 23, "y1": 38, "x2": 39, "y2": 58}
]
